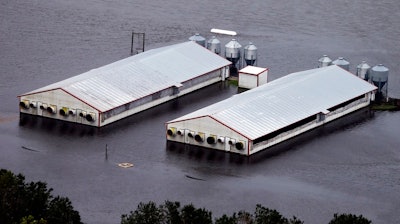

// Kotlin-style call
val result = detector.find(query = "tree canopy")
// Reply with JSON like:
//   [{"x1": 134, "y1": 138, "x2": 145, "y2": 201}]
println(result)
[
  {"x1": 0, "y1": 169, "x2": 82, "y2": 224},
  {"x1": 121, "y1": 201, "x2": 372, "y2": 224},
  {"x1": 328, "y1": 213, "x2": 372, "y2": 224},
  {"x1": 1, "y1": 169, "x2": 373, "y2": 224}
]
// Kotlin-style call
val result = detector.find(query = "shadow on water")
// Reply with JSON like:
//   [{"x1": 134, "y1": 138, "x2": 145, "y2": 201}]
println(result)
[
  {"x1": 19, "y1": 113, "x2": 99, "y2": 137},
  {"x1": 166, "y1": 107, "x2": 375, "y2": 165}
]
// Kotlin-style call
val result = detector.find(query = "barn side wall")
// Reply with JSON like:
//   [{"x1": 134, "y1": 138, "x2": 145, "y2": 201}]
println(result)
[
  {"x1": 100, "y1": 67, "x2": 228, "y2": 127},
  {"x1": 251, "y1": 93, "x2": 373, "y2": 155}
]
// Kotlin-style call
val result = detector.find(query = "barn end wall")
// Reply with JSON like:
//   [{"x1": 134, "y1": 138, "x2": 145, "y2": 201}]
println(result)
[
  {"x1": 166, "y1": 116, "x2": 250, "y2": 155},
  {"x1": 19, "y1": 89, "x2": 99, "y2": 126}
]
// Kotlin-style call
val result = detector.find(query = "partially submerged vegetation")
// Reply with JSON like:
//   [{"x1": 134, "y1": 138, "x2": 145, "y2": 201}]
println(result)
[
  {"x1": 227, "y1": 77, "x2": 238, "y2": 86},
  {"x1": 371, "y1": 97, "x2": 400, "y2": 111}
]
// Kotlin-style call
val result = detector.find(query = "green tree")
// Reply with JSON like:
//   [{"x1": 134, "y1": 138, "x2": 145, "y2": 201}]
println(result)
[
  {"x1": 254, "y1": 205, "x2": 304, "y2": 224},
  {"x1": 237, "y1": 210, "x2": 254, "y2": 224},
  {"x1": 215, "y1": 206, "x2": 303, "y2": 224},
  {"x1": 215, "y1": 214, "x2": 238, "y2": 224},
  {"x1": 0, "y1": 169, "x2": 82, "y2": 224},
  {"x1": 121, "y1": 201, "x2": 164, "y2": 224},
  {"x1": 47, "y1": 196, "x2": 82, "y2": 224},
  {"x1": 161, "y1": 200, "x2": 182, "y2": 224},
  {"x1": 254, "y1": 204, "x2": 288, "y2": 224},
  {"x1": 0, "y1": 169, "x2": 50, "y2": 223},
  {"x1": 121, "y1": 201, "x2": 213, "y2": 224},
  {"x1": 287, "y1": 216, "x2": 303, "y2": 224},
  {"x1": 328, "y1": 213, "x2": 372, "y2": 224},
  {"x1": 214, "y1": 211, "x2": 255, "y2": 224},
  {"x1": 181, "y1": 204, "x2": 212, "y2": 224},
  {"x1": 19, "y1": 215, "x2": 47, "y2": 224},
  {"x1": 25, "y1": 181, "x2": 52, "y2": 220}
]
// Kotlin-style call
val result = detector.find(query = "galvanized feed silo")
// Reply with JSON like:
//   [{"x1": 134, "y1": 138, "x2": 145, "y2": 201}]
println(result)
[
  {"x1": 332, "y1": 57, "x2": 350, "y2": 71},
  {"x1": 207, "y1": 36, "x2": 221, "y2": 54},
  {"x1": 370, "y1": 64, "x2": 389, "y2": 91},
  {"x1": 189, "y1": 33, "x2": 206, "y2": 47},
  {"x1": 225, "y1": 39, "x2": 242, "y2": 65},
  {"x1": 318, "y1": 55, "x2": 332, "y2": 67},
  {"x1": 243, "y1": 42, "x2": 257, "y2": 66},
  {"x1": 356, "y1": 61, "x2": 371, "y2": 80}
]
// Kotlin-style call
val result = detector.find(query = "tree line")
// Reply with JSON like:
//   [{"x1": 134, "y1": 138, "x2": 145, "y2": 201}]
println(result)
[
  {"x1": 1, "y1": 169, "x2": 372, "y2": 224},
  {"x1": 120, "y1": 201, "x2": 372, "y2": 224},
  {"x1": 0, "y1": 169, "x2": 81, "y2": 224}
]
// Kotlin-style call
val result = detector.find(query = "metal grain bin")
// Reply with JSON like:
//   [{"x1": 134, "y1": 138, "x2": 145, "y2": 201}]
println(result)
[
  {"x1": 332, "y1": 57, "x2": 350, "y2": 71},
  {"x1": 318, "y1": 55, "x2": 332, "y2": 67},
  {"x1": 207, "y1": 36, "x2": 221, "y2": 54},
  {"x1": 225, "y1": 39, "x2": 242, "y2": 65},
  {"x1": 189, "y1": 33, "x2": 206, "y2": 47},
  {"x1": 243, "y1": 42, "x2": 257, "y2": 66},
  {"x1": 356, "y1": 61, "x2": 371, "y2": 80},
  {"x1": 370, "y1": 64, "x2": 389, "y2": 90}
]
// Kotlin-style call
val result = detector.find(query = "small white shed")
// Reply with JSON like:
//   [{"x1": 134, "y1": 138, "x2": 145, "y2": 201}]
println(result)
[{"x1": 238, "y1": 66, "x2": 268, "y2": 89}]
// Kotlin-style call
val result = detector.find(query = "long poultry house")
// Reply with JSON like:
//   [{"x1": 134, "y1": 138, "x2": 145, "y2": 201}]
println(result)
[
  {"x1": 18, "y1": 41, "x2": 231, "y2": 127},
  {"x1": 166, "y1": 65, "x2": 377, "y2": 156}
]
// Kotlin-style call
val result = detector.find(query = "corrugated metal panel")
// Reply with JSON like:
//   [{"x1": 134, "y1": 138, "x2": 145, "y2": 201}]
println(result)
[
  {"x1": 168, "y1": 65, "x2": 377, "y2": 140},
  {"x1": 21, "y1": 41, "x2": 231, "y2": 112}
]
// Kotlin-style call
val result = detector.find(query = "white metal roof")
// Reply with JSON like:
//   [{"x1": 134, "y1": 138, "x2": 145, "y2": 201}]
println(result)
[
  {"x1": 168, "y1": 65, "x2": 377, "y2": 140},
  {"x1": 21, "y1": 41, "x2": 231, "y2": 112},
  {"x1": 239, "y1": 66, "x2": 267, "y2": 75}
]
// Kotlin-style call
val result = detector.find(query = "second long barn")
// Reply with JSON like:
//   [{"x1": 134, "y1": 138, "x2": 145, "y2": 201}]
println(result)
[{"x1": 166, "y1": 65, "x2": 377, "y2": 156}]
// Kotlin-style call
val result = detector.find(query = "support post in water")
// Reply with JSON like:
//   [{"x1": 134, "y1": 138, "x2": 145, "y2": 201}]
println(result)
[{"x1": 105, "y1": 144, "x2": 108, "y2": 160}]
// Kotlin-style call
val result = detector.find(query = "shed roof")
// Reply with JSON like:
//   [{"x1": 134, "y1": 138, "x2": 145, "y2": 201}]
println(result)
[
  {"x1": 20, "y1": 41, "x2": 231, "y2": 112},
  {"x1": 168, "y1": 65, "x2": 377, "y2": 140},
  {"x1": 239, "y1": 66, "x2": 267, "y2": 75}
]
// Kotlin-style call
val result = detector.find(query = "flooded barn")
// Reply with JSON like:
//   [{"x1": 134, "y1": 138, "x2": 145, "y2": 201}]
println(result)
[
  {"x1": 166, "y1": 65, "x2": 377, "y2": 155},
  {"x1": 18, "y1": 41, "x2": 231, "y2": 127}
]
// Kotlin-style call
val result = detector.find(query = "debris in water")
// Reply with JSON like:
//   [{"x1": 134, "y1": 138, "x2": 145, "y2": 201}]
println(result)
[
  {"x1": 21, "y1": 146, "x2": 39, "y2": 152},
  {"x1": 185, "y1": 175, "x2": 205, "y2": 181},
  {"x1": 118, "y1": 163, "x2": 134, "y2": 168}
]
